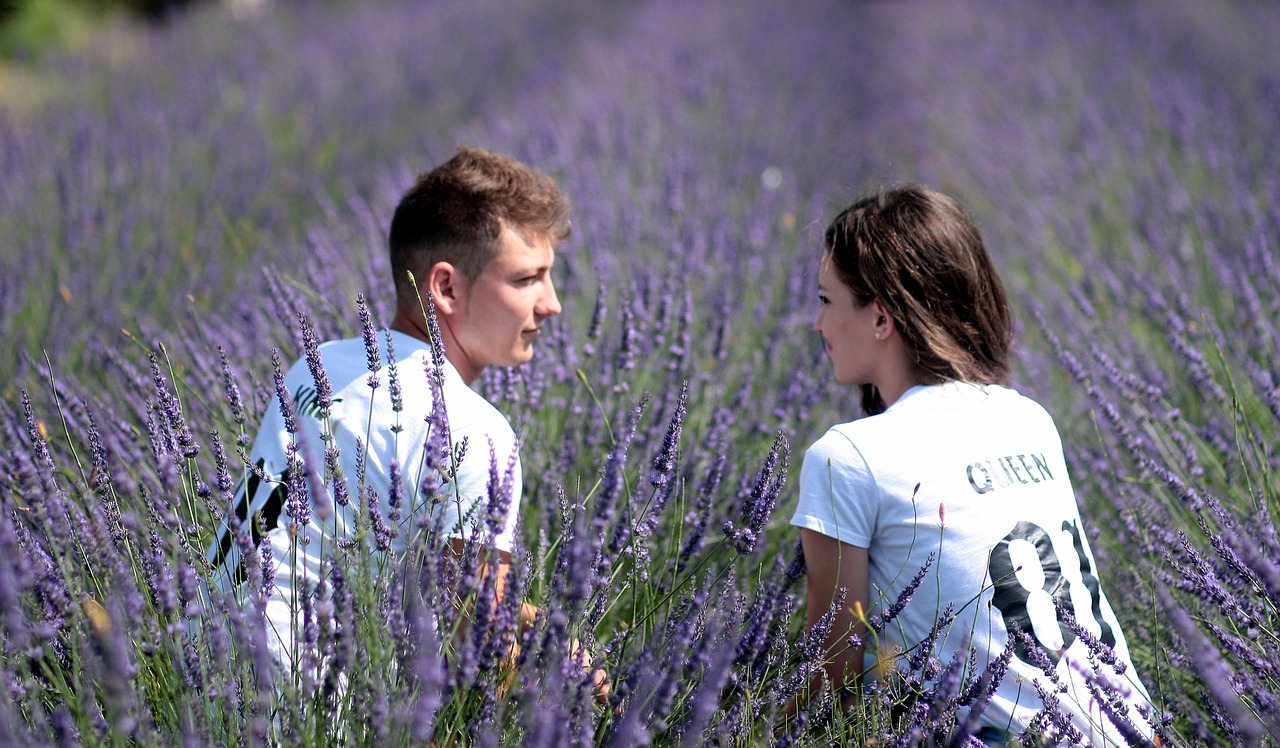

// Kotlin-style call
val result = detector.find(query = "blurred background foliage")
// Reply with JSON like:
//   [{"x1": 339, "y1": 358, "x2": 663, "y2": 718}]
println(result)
[
  {"x1": 0, "y1": 0, "x2": 200, "y2": 60},
  {"x1": 0, "y1": 0, "x2": 213, "y2": 118},
  {"x1": 0, "y1": 0, "x2": 100, "y2": 62}
]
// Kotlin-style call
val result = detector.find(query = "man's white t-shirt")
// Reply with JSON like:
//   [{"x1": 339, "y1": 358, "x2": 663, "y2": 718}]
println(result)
[
  {"x1": 792, "y1": 382, "x2": 1151, "y2": 745},
  {"x1": 208, "y1": 330, "x2": 521, "y2": 666}
]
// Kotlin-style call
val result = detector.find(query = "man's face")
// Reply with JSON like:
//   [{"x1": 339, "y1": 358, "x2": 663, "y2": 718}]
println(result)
[{"x1": 448, "y1": 225, "x2": 562, "y2": 383}]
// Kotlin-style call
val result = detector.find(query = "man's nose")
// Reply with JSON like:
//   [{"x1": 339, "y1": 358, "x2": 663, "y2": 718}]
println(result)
[{"x1": 538, "y1": 281, "x2": 562, "y2": 318}]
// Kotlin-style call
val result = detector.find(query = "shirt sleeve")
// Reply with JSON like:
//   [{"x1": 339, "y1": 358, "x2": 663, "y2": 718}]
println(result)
[
  {"x1": 207, "y1": 397, "x2": 293, "y2": 585},
  {"x1": 790, "y1": 428, "x2": 877, "y2": 548}
]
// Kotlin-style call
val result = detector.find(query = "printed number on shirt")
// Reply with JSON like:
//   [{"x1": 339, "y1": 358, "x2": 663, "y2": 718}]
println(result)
[{"x1": 988, "y1": 519, "x2": 1117, "y2": 666}]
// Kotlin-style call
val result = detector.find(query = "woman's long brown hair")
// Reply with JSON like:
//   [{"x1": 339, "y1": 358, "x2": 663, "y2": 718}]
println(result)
[{"x1": 824, "y1": 184, "x2": 1014, "y2": 415}]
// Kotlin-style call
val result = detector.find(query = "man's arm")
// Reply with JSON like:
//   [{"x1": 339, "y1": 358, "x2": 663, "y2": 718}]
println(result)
[
  {"x1": 445, "y1": 537, "x2": 537, "y2": 633},
  {"x1": 444, "y1": 538, "x2": 609, "y2": 701}
]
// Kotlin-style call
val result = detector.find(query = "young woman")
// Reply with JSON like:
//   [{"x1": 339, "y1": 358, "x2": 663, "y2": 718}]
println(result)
[{"x1": 790, "y1": 185, "x2": 1152, "y2": 745}]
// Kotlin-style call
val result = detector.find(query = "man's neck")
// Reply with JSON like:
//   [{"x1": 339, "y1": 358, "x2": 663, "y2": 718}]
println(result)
[
  {"x1": 388, "y1": 307, "x2": 476, "y2": 385},
  {"x1": 389, "y1": 306, "x2": 429, "y2": 344}
]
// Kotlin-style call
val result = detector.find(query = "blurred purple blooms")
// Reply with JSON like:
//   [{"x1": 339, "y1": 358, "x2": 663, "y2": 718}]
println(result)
[{"x1": 1, "y1": 0, "x2": 1279, "y2": 744}]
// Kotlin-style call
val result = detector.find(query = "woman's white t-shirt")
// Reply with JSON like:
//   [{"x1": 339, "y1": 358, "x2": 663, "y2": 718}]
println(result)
[{"x1": 792, "y1": 382, "x2": 1151, "y2": 745}]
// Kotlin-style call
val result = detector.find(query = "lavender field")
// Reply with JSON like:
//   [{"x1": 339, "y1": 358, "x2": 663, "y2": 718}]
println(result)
[{"x1": 2, "y1": 0, "x2": 1278, "y2": 744}]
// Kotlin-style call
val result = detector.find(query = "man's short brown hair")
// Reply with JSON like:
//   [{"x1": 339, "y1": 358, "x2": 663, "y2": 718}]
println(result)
[{"x1": 388, "y1": 147, "x2": 571, "y2": 303}]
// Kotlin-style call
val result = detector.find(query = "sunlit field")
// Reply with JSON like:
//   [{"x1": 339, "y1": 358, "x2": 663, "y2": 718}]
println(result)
[{"x1": 2, "y1": 0, "x2": 1278, "y2": 744}]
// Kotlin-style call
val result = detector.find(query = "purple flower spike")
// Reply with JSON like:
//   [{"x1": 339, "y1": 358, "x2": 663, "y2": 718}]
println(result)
[
  {"x1": 649, "y1": 380, "x2": 688, "y2": 490},
  {"x1": 484, "y1": 440, "x2": 518, "y2": 541},
  {"x1": 297, "y1": 311, "x2": 332, "y2": 416},
  {"x1": 1158, "y1": 584, "x2": 1266, "y2": 745},
  {"x1": 271, "y1": 349, "x2": 299, "y2": 436},
  {"x1": 149, "y1": 354, "x2": 199, "y2": 459},
  {"x1": 724, "y1": 430, "x2": 790, "y2": 553},
  {"x1": 584, "y1": 282, "x2": 607, "y2": 357},
  {"x1": 870, "y1": 552, "x2": 934, "y2": 634},
  {"x1": 217, "y1": 346, "x2": 250, "y2": 447},
  {"x1": 383, "y1": 330, "x2": 404, "y2": 422},
  {"x1": 423, "y1": 290, "x2": 447, "y2": 377},
  {"x1": 367, "y1": 485, "x2": 392, "y2": 553},
  {"x1": 357, "y1": 293, "x2": 381, "y2": 390}
]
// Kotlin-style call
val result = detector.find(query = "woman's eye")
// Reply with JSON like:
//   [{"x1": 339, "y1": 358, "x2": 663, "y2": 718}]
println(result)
[{"x1": 818, "y1": 295, "x2": 830, "y2": 305}]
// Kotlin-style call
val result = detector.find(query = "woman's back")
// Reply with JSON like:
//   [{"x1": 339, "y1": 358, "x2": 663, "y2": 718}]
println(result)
[{"x1": 795, "y1": 381, "x2": 1151, "y2": 743}]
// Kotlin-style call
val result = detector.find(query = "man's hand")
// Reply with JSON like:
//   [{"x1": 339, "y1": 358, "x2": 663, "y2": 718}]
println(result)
[{"x1": 571, "y1": 639, "x2": 610, "y2": 704}]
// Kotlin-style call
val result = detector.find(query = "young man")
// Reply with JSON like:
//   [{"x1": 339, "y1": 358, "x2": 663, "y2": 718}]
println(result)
[{"x1": 209, "y1": 147, "x2": 597, "y2": 693}]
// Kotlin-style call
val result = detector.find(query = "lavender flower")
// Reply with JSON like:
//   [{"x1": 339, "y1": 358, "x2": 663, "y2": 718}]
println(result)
[
  {"x1": 582, "y1": 283, "x2": 607, "y2": 358},
  {"x1": 1158, "y1": 584, "x2": 1266, "y2": 745},
  {"x1": 367, "y1": 485, "x2": 392, "y2": 553},
  {"x1": 384, "y1": 330, "x2": 404, "y2": 423},
  {"x1": 283, "y1": 442, "x2": 310, "y2": 531},
  {"x1": 722, "y1": 431, "x2": 789, "y2": 553},
  {"x1": 603, "y1": 396, "x2": 647, "y2": 557},
  {"x1": 422, "y1": 290, "x2": 447, "y2": 377},
  {"x1": 271, "y1": 349, "x2": 299, "y2": 437},
  {"x1": 357, "y1": 292, "x2": 381, "y2": 389},
  {"x1": 649, "y1": 380, "x2": 687, "y2": 490},
  {"x1": 870, "y1": 552, "x2": 934, "y2": 634},
  {"x1": 297, "y1": 311, "x2": 332, "y2": 417},
  {"x1": 325, "y1": 443, "x2": 350, "y2": 508},
  {"x1": 149, "y1": 353, "x2": 199, "y2": 459}
]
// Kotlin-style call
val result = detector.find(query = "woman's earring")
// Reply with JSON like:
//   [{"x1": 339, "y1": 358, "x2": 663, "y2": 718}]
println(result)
[{"x1": 874, "y1": 332, "x2": 882, "y2": 340}]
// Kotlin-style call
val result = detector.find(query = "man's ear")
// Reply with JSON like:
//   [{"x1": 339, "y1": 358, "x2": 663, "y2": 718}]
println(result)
[{"x1": 425, "y1": 262, "x2": 465, "y2": 316}]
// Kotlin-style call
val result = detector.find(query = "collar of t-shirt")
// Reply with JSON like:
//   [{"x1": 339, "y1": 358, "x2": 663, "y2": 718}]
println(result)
[
  {"x1": 385, "y1": 329, "x2": 470, "y2": 391},
  {"x1": 888, "y1": 381, "x2": 998, "y2": 414}
]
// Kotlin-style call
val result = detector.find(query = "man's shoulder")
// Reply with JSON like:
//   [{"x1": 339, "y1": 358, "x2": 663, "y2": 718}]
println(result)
[
  {"x1": 275, "y1": 336, "x2": 378, "y2": 403},
  {"x1": 279, "y1": 336, "x2": 367, "y2": 378},
  {"x1": 316, "y1": 336, "x2": 372, "y2": 368},
  {"x1": 440, "y1": 373, "x2": 516, "y2": 439}
]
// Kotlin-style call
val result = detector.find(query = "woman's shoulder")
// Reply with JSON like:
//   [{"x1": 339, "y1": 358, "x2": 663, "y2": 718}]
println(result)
[
  {"x1": 801, "y1": 423, "x2": 876, "y2": 489},
  {"x1": 980, "y1": 383, "x2": 1060, "y2": 426},
  {"x1": 809, "y1": 383, "x2": 1057, "y2": 453},
  {"x1": 804, "y1": 416, "x2": 885, "y2": 465},
  {"x1": 893, "y1": 381, "x2": 1056, "y2": 420}
]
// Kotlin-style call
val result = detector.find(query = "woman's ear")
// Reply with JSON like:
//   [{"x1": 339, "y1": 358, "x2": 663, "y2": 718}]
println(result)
[
  {"x1": 872, "y1": 299, "x2": 895, "y2": 338},
  {"x1": 426, "y1": 262, "x2": 464, "y2": 316}
]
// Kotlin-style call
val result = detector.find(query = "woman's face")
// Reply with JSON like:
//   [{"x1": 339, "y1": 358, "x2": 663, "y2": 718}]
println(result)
[{"x1": 813, "y1": 257, "x2": 883, "y2": 386}]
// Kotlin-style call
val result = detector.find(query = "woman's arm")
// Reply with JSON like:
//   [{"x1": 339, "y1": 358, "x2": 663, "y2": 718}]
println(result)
[{"x1": 791, "y1": 529, "x2": 870, "y2": 713}]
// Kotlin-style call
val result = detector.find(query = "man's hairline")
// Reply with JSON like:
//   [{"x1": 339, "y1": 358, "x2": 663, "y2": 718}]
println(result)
[{"x1": 394, "y1": 220, "x2": 560, "y2": 310}]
